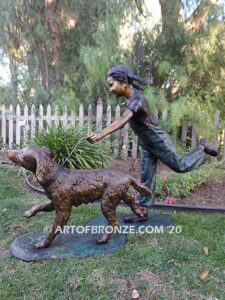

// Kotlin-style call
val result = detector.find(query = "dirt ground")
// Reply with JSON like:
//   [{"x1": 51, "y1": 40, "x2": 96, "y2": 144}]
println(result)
[{"x1": 1, "y1": 151, "x2": 224, "y2": 207}]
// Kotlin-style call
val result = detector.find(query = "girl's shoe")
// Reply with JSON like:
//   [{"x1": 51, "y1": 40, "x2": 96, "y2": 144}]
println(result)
[{"x1": 200, "y1": 139, "x2": 218, "y2": 157}]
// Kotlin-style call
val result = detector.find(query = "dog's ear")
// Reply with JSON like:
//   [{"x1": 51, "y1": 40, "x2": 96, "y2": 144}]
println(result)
[
  {"x1": 35, "y1": 148, "x2": 55, "y2": 183},
  {"x1": 41, "y1": 146, "x2": 55, "y2": 159}
]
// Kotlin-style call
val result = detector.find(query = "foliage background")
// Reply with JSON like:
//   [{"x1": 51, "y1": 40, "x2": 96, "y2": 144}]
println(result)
[{"x1": 0, "y1": 0, "x2": 224, "y2": 140}]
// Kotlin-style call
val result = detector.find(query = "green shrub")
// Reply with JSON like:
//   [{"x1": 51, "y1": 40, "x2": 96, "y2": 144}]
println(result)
[{"x1": 31, "y1": 125, "x2": 110, "y2": 169}]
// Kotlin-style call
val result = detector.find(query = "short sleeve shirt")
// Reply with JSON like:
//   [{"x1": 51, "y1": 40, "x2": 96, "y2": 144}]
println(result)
[{"x1": 126, "y1": 89, "x2": 157, "y2": 128}]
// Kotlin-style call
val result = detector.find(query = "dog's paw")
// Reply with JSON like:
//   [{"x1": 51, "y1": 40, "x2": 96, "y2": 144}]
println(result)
[
  {"x1": 96, "y1": 234, "x2": 110, "y2": 244},
  {"x1": 34, "y1": 240, "x2": 49, "y2": 249},
  {"x1": 96, "y1": 238, "x2": 107, "y2": 244},
  {"x1": 24, "y1": 210, "x2": 36, "y2": 218}
]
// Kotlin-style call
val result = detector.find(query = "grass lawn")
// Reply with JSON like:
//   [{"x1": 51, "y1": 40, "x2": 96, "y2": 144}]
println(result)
[{"x1": 0, "y1": 165, "x2": 224, "y2": 300}]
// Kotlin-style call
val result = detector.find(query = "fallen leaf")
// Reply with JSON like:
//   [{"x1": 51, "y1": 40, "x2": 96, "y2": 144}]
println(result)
[
  {"x1": 174, "y1": 262, "x2": 181, "y2": 267},
  {"x1": 167, "y1": 259, "x2": 174, "y2": 264},
  {"x1": 167, "y1": 259, "x2": 181, "y2": 267},
  {"x1": 200, "y1": 269, "x2": 209, "y2": 280},
  {"x1": 69, "y1": 277, "x2": 84, "y2": 288},
  {"x1": 204, "y1": 247, "x2": 209, "y2": 256},
  {"x1": 132, "y1": 289, "x2": 140, "y2": 299}
]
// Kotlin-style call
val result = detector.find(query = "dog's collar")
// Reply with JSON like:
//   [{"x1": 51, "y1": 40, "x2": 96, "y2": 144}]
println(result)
[{"x1": 41, "y1": 168, "x2": 63, "y2": 189}]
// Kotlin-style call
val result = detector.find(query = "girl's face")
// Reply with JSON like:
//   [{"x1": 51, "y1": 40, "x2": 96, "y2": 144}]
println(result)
[{"x1": 107, "y1": 76, "x2": 127, "y2": 97}]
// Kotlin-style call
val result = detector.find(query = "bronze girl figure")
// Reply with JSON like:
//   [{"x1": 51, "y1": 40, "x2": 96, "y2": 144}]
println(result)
[{"x1": 87, "y1": 65, "x2": 218, "y2": 223}]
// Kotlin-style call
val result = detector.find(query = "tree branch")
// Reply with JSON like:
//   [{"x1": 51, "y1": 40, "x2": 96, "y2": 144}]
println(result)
[{"x1": 184, "y1": 0, "x2": 218, "y2": 34}]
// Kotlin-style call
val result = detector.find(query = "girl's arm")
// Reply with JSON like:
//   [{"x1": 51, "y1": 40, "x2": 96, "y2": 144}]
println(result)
[{"x1": 87, "y1": 109, "x2": 133, "y2": 143}]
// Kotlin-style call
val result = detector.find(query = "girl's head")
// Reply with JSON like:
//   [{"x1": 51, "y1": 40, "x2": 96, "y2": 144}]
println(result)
[{"x1": 107, "y1": 65, "x2": 147, "y2": 92}]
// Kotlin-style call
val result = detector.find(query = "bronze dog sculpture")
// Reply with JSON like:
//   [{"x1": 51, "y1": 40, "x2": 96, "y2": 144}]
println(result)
[{"x1": 8, "y1": 146, "x2": 152, "y2": 249}]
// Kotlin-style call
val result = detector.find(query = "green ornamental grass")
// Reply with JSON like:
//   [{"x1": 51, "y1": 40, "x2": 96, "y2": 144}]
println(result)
[{"x1": 31, "y1": 124, "x2": 110, "y2": 170}]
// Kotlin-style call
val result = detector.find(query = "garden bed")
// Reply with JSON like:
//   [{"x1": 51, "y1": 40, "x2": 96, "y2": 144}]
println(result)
[{"x1": 109, "y1": 158, "x2": 225, "y2": 208}]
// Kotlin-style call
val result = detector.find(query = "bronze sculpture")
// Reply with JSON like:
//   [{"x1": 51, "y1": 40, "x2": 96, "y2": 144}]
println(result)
[
  {"x1": 8, "y1": 146, "x2": 152, "y2": 249},
  {"x1": 87, "y1": 65, "x2": 219, "y2": 223}
]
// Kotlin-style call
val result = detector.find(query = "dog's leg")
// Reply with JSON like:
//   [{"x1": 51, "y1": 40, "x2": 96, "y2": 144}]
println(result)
[
  {"x1": 97, "y1": 198, "x2": 119, "y2": 244},
  {"x1": 124, "y1": 193, "x2": 144, "y2": 218},
  {"x1": 34, "y1": 206, "x2": 72, "y2": 249},
  {"x1": 24, "y1": 201, "x2": 55, "y2": 218}
]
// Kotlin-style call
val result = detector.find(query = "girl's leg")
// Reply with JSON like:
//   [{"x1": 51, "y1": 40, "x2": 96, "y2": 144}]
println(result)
[
  {"x1": 139, "y1": 149, "x2": 157, "y2": 207},
  {"x1": 124, "y1": 149, "x2": 157, "y2": 223},
  {"x1": 141, "y1": 124, "x2": 206, "y2": 173}
]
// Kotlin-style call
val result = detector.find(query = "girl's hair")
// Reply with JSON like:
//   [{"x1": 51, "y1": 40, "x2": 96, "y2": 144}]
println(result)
[{"x1": 107, "y1": 65, "x2": 147, "y2": 90}]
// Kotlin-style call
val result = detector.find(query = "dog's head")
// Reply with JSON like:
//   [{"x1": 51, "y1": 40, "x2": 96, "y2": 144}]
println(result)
[{"x1": 8, "y1": 146, "x2": 55, "y2": 182}]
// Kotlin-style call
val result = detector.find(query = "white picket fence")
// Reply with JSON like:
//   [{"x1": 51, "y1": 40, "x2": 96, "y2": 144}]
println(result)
[{"x1": 0, "y1": 99, "x2": 225, "y2": 159}]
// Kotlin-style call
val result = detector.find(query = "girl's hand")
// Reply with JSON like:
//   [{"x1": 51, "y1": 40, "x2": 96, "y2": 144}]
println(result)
[{"x1": 87, "y1": 131, "x2": 103, "y2": 143}]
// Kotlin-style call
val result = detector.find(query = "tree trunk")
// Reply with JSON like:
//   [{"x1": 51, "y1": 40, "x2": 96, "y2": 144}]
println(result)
[
  {"x1": 153, "y1": 0, "x2": 218, "y2": 89},
  {"x1": 40, "y1": 41, "x2": 50, "y2": 91},
  {"x1": 9, "y1": 53, "x2": 18, "y2": 96},
  {"x1": 159, "y1": 0, "x2": 181, "y2": 54},
  {"x1": 8, "y1": 29, "x2": 20, "y2": 96},
  {"x1": 38, "y1": 6, "x2": 50, "y2": 91},
  {"x1": 45, "y1": 0, "x2": 63, "y2": 86}
]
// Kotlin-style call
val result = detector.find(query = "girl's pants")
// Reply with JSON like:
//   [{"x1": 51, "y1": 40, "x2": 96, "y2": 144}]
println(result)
[{"x1": 138, "y1": 124, "x2": 206, "y2": 207}]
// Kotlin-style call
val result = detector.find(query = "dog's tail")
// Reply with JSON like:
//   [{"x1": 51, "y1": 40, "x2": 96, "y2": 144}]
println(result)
[{"x1": 130, "y1": 177, "x2": 152, "y2": 196}]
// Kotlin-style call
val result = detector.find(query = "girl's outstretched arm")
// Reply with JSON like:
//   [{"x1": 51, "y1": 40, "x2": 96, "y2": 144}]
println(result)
[{"x1": 87, "y1": 109, "x2": 133, "y2": 143}]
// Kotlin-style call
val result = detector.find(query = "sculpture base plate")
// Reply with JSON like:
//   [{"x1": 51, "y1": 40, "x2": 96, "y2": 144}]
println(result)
[{"x1": 10, "y1": 213, "x2": 173, "y2": 261}]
